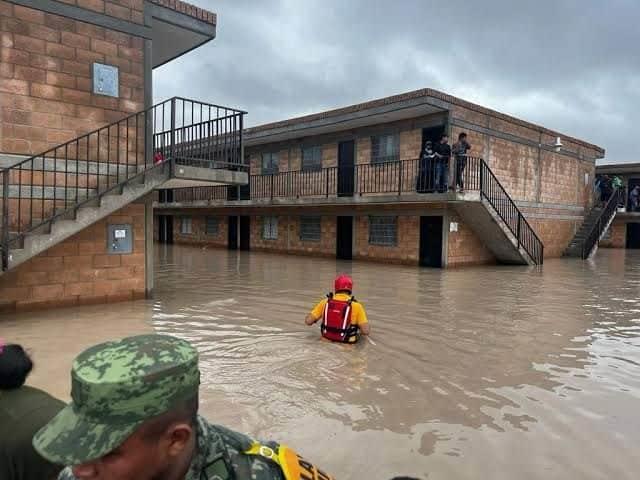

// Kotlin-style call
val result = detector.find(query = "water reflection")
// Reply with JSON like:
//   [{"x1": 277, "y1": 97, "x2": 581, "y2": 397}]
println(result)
[{"x1": 2, "y1": 245, "x2": 640, "y2": 479}]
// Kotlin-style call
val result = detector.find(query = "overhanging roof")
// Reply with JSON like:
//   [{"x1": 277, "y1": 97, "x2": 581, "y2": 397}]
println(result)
[
  {"x1": 245, "y1": 88, "x2": 606, "y2": 157},
  {"x1": 596, "y1": 162, "x2": 640, "y2": 174},
  {"x1": 245, "y1": 99, "x2": 447, "y2": 147},
  {"x1": 147, "y1": 0, "x2": 217, "y2": 68}
]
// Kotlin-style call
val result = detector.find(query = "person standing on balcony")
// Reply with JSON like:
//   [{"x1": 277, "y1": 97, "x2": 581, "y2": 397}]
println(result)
[
  {"x1": 433, "y1": 134, "x2": 452, "y2": 193},
  {"x1": 0, "y1": 341, "x2": 66, "y2": 480},
  {"x1": 417, "y1": 140, "x2": 436, "y2": 193},
  {"x1": 630, "y1": 185, "x2": 640, "y2": 212},
  {"x1": 452, "y1": 132, "x2": 472, "y2": 192},
  {"x1": 305, "y1": 274, "x2": 370, "y2": 343}
]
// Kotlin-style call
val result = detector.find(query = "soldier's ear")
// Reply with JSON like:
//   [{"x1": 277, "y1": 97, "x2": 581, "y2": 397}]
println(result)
[{"x1": 165, "y1": 422, "x2": 194, "y2": 457}]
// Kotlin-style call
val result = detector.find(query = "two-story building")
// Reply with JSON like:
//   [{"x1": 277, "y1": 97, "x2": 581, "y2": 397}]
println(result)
[{"x1": 155, "y1": 88, "x2": 605, "y2": 268}]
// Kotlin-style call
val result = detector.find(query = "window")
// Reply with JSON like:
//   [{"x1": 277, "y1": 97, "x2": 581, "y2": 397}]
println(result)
[
  {"x1": 371, "y1": 134, "x2": 399, "y2": 164},
  {"x1": 205, "y1": 216, "x2": 219, "y2": 235},
  {"x1": 180, "y1": 217, "x2": 192, "y2": 235},
  {"x1": 300, "y1": 216, "x2": 321, "y2": 241},
  {"x1": 369, "y1": 216, "x2": 397, "y2": 246},
  {"x1": 262, "y1": 216, "x2": 278, "y2": 240},
  {"x1": 302, "y1": 146, "x2": 322, "y2": 171},
  {"x1": 262, "y1": 152, "x2": 279, "y2": 174}
]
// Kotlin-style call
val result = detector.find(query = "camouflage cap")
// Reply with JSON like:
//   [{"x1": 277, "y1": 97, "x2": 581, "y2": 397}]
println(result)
[{"x1": 33, "y1": 334, "x2": 200, "y2": 465}]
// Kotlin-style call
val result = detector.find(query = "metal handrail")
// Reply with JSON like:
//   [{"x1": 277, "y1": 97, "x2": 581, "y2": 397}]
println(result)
[
  {"x1": 581, "y1": 188, "x2": 621, "y2": 259},
  {"x1": 478, "y1": 160, "x2": 544, "y2": 265},
  {"x1": 1, "y1": 97, "x2": 246, "y2": 270}
]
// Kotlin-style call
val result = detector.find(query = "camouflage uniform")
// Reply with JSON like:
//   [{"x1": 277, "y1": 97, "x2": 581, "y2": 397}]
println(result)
[{"x1": 32, "y1": 334, "x2": 287, "y2": 480}]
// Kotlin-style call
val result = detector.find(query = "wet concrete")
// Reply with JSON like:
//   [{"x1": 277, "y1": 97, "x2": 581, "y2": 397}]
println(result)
[{"x1": 3, "y1": 245, "x2": 640, "y2": 479}]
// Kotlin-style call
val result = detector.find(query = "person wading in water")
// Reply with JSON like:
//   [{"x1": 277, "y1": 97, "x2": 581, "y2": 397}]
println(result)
[{"x1": 305, "y1": 274, "x2": 370, "y2": 344}]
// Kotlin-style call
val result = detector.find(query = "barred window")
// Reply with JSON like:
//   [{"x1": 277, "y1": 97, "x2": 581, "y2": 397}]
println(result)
[
  {"x1": 302, "y1": 146, "x2": 322, "y2": 172},
  {"x1": 300, "y1": 216, "x2": 321, "y2": 242},
  {"x1": 205, "y1": 216, "x2": 219, "y2": 235},
  {"x1": 262, "y1": 152, "x2": 279, "y2": 174},
  {"x1": 371, "y1": 134, "x2": 399, "y2": 164},
  {"x1": 180, "y1": 216, "x2": 192, "y2": 235},
  {"x1": 262, "y1": 216, "x2": 278, "y2": 240},
  {"x1": 369, "y1": 216, "x2": 397, "y2": 246}
]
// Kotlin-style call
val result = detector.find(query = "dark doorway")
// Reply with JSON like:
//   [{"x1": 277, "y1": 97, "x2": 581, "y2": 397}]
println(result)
[
  {"x1": 338, "y1": 140, "x2": 355, "y2": 197},
  {"x1": 336, "y1": 216, "x2": 353, "y2": 260},
  {"x1": 627, "y1": 223, "x2": 640, "y2": 249},
  {"x1": 239, "y1": 216, "x2": 251, "y2": 250},
  {"x1": 419, "y1": 215, "x2": 443, "y2": 267},
  {"x1": 228, "y1": 216, "x2": 238, "y2": 250},
  {"x1": 417, "y1": 125, "x2": 446, "y2": 193},
  {"x1": 158, "y1": 215, "x2": 173, "y2": 244}
]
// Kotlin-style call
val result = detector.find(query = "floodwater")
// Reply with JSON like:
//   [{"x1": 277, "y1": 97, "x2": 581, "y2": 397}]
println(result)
[{"x1": 3, "y1": 245, "x2": 640, "y2": 480}]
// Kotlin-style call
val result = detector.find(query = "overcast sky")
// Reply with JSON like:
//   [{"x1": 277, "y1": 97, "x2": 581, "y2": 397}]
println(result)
[{"x1": 154, "y1": 0, "x2": 639, "y2": 164}]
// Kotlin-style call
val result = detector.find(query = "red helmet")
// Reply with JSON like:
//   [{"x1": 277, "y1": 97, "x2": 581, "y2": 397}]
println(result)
[{"x1": 334, "y1": 274, "x2": 353, "y2": 292}]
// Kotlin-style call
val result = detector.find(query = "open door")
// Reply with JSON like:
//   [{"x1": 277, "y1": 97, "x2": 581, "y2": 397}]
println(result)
[
  {"x1": 240, "y1": 216, "x2": 250, "y2": 250},
  {"x1": 158, "y1": 215, "x2": 173, "y2": 244},
  {"x1": 228, "y1": 216, "x2": 238, "y2": 250},
  {"x1": 627, "y1": 223, "x2": 640, "y2": 249},
  {"x1": 336, "y1": 216, "x2": 353, "y2": 260},
  {"x1": 419, "y1": 216, "x2": 443, "y2": 267},
  {"x1": 417, "y1": 126, "x2": 446, "y2": 193},
  {"x1": 338, "y1": 140, "x2": 355, "y2": 197}
]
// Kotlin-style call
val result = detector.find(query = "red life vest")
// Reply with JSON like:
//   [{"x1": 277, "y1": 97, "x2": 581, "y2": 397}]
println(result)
[{"x1": 320, "y1": 293, "x2": 360, "y2": 344}]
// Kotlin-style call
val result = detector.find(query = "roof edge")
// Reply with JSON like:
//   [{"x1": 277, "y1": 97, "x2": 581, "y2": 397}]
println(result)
[{"x1": 245, "y1": 88, "x2": 605, "y2": 156}]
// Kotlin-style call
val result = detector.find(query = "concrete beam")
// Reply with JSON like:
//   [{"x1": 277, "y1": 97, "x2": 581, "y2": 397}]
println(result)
[{"x1": 170, "y1": 165, "x2": 248, "y2": 185}]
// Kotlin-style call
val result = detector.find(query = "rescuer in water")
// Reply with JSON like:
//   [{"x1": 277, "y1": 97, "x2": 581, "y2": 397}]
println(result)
[{"x1": 304, "y1": 274, "x2": 370, "y2": 343}]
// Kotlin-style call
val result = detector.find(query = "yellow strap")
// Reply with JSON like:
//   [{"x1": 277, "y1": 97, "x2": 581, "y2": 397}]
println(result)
[{"x1": 245, "y1": 442, "x2": 333, "y2": 480}]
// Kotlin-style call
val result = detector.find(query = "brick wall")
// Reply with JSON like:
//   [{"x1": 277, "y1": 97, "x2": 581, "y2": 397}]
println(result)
[
  {"x1": 599, "y1": 220, "x2": 626, "y2": 249},
  {"x1": 172, "y1": 214, "x2": 227, "y2": 247},
  {"x1": 0, "y1": 1, "x2": 144, "y2": 156},
  {"x1": 354, "y1": 215, "x2": 419, "y2": 265},
  {"x1": 526, "y1": 217, "x2": 579, "y2": 258},
  {"x1": 251, "y1": 215, "x2": 286, "y2": 252},
  {"x1": 0, "y1": 202, "x2": 145, "y2": 313},
  {"x1": 447, "y1": 213, "x2": 495, "y2": 266},
  {"x1": 52, "y1": 0, "x2": 144, "y2": 24}
]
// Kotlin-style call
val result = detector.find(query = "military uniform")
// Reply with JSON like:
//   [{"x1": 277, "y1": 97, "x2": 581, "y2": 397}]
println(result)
[
  {"x1": 57, "y1": 416, "x2": 284, "y2": 480},
  {"x1": 32, "y1": 334, "x2": 327, "y2": 480}
]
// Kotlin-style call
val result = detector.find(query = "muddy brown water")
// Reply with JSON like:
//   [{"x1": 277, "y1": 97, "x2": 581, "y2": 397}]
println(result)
[{"x1": 3, "y1": 245, "x2": 640, "y2": 479}]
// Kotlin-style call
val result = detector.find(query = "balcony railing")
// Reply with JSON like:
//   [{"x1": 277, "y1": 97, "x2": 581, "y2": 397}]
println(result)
[
  {"x1": 163, "y1": 156, "x2": 485, "y2": 202},
  {"x1": 160, "y1": 155, "x2": 544, "y2": 264}
]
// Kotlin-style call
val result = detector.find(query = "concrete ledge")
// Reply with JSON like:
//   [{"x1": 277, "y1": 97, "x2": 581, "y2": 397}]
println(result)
[
  {"x1": 171, "y1": 165, "x2": 248, "y2": 185},
  {"x1": 2, "y1": 185, "x2": 97, "y2": 200}
]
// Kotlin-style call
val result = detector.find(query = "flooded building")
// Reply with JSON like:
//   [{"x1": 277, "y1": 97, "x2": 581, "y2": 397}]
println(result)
[
  {"x1": 0, "y1": 0, "x2": 246, "y2": 312},
  {"x1": 597, "y1": 163, "x2": 640, "y2": 249},
  {"x1": 155, "y1": 89, "x2": 605, "y2": 268}
]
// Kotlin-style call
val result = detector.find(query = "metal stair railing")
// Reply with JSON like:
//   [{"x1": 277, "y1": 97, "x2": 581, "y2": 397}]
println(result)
[
  {"x1": 581, "y1": 188, "x2": 621, "y2": 259},
  {"x1": 1, "y1": 97, "x2": 247, "y2": 270},
  {"x1": 477, "y1": 159, "x2": 544, "y2": 265}
]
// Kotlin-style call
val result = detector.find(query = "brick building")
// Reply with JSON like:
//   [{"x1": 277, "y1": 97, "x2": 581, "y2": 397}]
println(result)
[
  {"x1": 155, "y1": 88, "x2": 605, "y2": 268},
  {"x1": 596, "y1": 163, "x2": 640, "y2": 249},
  {"x1": 0, "y1": 0, "x2": 245, "y2": 312}
]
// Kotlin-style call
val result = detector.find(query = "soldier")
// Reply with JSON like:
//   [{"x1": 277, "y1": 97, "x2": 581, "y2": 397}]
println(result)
[{"x1": 33, "y1": 334, "x2": 332, "y2": 480}]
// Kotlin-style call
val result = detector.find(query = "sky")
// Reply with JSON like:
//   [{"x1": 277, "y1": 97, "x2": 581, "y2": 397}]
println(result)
[{"x1": 154, "y1": 0, "x2": 640, "y2": 164}]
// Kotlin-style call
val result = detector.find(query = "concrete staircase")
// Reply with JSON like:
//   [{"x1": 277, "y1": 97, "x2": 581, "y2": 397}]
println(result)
[
  {"x1": 4, "y1": 164, "x2": 170, "y2": 272},
  {"x1": 564, "y1": 206, "x2": 604, "y2": 257},
  {"x1": 564, "y1": 190, "x2": 620, "y2": 259},
  {"x1": 454, "y1": 194, "x2": 536, "y2": 265}
]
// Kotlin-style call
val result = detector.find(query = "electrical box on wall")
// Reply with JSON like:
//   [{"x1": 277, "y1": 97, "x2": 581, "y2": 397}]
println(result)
[
  {"x1": 107, "y1": 224, "x2": 133, "y2": 254},
  {"x1": 92, "y1": 63, "x2": 119, "y2": 98}
]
